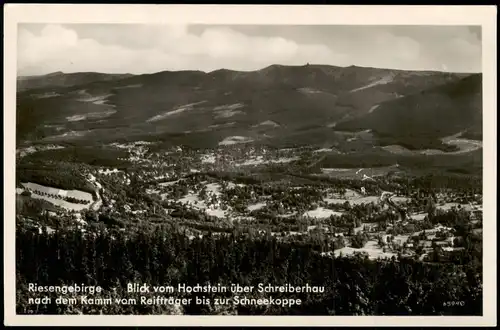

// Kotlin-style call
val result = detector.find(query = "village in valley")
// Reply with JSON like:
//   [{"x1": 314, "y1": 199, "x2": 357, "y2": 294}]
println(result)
[{"x1": 16, "y1": 140, "x2": 483, "y2": 264}]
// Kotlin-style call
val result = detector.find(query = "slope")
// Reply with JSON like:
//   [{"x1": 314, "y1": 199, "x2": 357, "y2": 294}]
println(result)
[
  {"x1": 335, "y1": 74, "x2": 482, "y2": 150},
  {"x1": 15, "y1": 65, "x2": 478, "y2": 150}
]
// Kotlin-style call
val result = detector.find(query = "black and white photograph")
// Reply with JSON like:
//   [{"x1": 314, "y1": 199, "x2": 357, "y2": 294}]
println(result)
[{"x1": 4, "y1": 4, "x2": 497, "y2": 327}]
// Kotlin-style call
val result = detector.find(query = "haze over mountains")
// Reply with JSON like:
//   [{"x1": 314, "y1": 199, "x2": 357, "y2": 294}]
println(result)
[{"x1": 16, "y1": 64, "x2": 482, "y2": 155}]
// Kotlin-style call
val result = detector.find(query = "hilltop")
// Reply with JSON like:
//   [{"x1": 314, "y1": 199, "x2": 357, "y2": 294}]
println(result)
[{"x1": 17, "y1": 71, "x2": 133, "y2": 92}]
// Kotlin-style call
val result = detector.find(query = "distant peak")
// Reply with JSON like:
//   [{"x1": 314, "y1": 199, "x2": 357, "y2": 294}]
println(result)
[
  {"x1": 260, "y1": 64, "x2": 292, "y2": 71},
  {"x1": 46, "y1": 71, "x2": 65, "y2": 76},
  {"x1": 209, "y1": 68, "x2": 237, "y2": 74},
  {"x1": 265, "y1": 64, "x2": 285, "y2": 68}
]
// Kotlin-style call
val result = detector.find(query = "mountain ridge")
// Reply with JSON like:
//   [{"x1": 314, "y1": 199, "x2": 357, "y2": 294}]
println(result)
[
  {"x1": 18, "y1": 62, "x2": 480, "y2": 80},
  {"x1": 16, "y1": 64, "x2": 482, "y2": 154}
]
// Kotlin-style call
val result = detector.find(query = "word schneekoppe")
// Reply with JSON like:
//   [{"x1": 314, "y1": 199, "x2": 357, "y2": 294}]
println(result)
[{"x1": 128, "y1": 283, "x2": 325, "y2": 294}]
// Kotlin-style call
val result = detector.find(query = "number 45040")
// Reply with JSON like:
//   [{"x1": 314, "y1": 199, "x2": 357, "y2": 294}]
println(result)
[{"x1": 443, "y1": 301, "x2": 465, "y2": 307}]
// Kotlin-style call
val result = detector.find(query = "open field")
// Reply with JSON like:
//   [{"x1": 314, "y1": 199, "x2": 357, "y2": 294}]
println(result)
[
  {"x1": 20, "y1": 182, "x2": 93, "y2": 201},
  {"x1": 17, "y1": 189, "x2": 90, "y2": 211}
]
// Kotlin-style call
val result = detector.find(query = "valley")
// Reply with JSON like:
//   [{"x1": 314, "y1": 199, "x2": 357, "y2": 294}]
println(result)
[
  {"x1": 16, "y1": 140, "x2": 482, "y2": 264},
  {"x1": 15, "y1": 64, "x2": 483, "y2": 316}
]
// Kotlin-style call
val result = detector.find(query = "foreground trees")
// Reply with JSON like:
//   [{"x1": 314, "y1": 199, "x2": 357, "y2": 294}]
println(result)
[{"x1": 16, "y1": 223, "x2": 482, "y2": 316}]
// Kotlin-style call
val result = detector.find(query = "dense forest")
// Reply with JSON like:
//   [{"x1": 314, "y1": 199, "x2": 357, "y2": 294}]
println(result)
[
  {"x1": 16, "y1": 222, "x2": 482, "y2": 316},
  {"x1": 19, "y1": 146, "x2": 131, "y2": 168},
  {"x1": 375, "y1": 135, "x2": 460, "y2": 152},
  {"x1": 318, "y1": 149, "x2": 482, "y2": 176}
]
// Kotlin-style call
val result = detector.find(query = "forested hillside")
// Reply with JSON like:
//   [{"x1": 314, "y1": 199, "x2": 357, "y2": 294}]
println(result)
[{"x1": 16, "y1": 222, "x2": 482, "y2": 316}]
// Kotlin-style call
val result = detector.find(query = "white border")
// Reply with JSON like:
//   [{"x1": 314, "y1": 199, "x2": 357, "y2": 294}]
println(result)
[{"x1": 4, "y1": 4, "x2": 497, "y2": 327}]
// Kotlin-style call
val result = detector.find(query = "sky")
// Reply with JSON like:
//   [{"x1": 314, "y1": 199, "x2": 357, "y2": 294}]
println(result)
[{"x1": 17, "y1": 24, "x2": 482, "y2": 76}]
